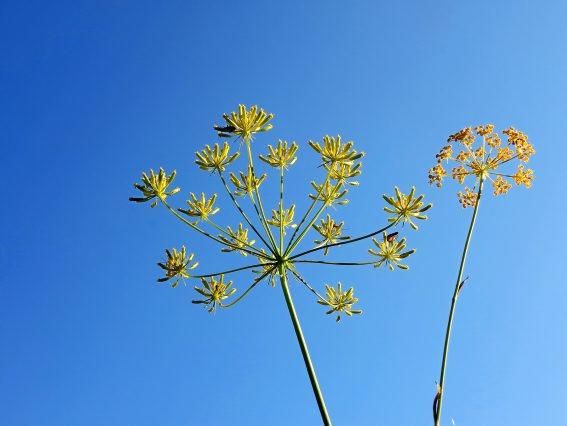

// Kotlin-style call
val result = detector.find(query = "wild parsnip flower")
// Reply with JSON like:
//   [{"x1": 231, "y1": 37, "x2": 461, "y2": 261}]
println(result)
[
  {"x1": 215, "y1": 104, "x2": 274, "y2": 140},
  {"x1": 312, "y1": 214, "x2": 350, "y2": 255},
  {"x1": 129, "y1": 168, "x2": 180, "y2": 207},
  {"x1": 457, "y1": 187, "x2": 478, "y2": 208},
  {"x1": 309, "y1": 180, "x2": 348, "y2": 206},
  {"x1": 259, "y1": 140, "x2": 298, "y2": 168},
  {"x1": 218, "y1": 223, "x2": 255, "y2": 256},
  {"x1": 309, "y1": 135, "x2": 365, "y2": 165},
  {"x1": 317, "y1": 282, "x2": 362, "y2": 322},
  {"x1": 192, "y1": 275, "x2": 236, "y2": 312},
  {"x1": 230, "y1": 165, "x2": 267, "y2": 196},
  {"x1": 157, "y1": 246, "x2": 198, "y2": 288},
  {"x1": 195, "y1": 142, "x2": 240, "y2": 172},
  {"x1": 132, "y1": 103, "x2": 431, "y2": 425},
  {"x1": 369, "y1": 232, "x2": 415, "y2": 271},
  {"x1": 179, "y1": 193, "x2": 220, "y2": 220},
  {"x1": 383, "y1": 187, "x2": 432, "y2": 230},
  {"x1": 325, "y1": 161, "x2": 362, "y2": 186},
  {"x1": 266, "y1": 204, "x2": 297, "y2": 233},
  {"x1": 429, "y1": 124, "x2": 535, "y2": 206}
]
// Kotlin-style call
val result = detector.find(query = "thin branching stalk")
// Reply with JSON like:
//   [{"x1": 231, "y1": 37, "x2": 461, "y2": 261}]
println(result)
[{"x1": 433, "y1": 179, "x2": 484, "y2": 426}]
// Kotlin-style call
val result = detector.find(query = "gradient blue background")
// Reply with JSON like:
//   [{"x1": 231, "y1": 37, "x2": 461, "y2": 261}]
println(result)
[{"x1": 1, "y1": 1, "x2": 566, "y2": 425}]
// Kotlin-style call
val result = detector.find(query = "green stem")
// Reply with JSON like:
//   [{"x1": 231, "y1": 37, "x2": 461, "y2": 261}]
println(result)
[
  {"x1": 434, "y1": 179, "x2": 484, "y2": 426},
  {"x1": 245, "y1": 140, "x2": 278, "y2": 252},
  {"x1": 218, "y1": 172, "x2": 276, "y2": 256},
  {"x1": 295, "y1": 260, "x2": 375, "y2": 266},
  {"x1": 289, "y1": 222, "x2": 396, "y2": 260},
  {"x1": 279, "y1": 166, "x2": 285, "y2": 255},
  {"x1": 193, "y1": 262, "x2": 269, "y2": 279},
  {"x1": 221, "y1": 267, "x2": 275, "y2": 308},
  {"x1": 278, "y1": 266, "x2": 332, "y2": 425}
]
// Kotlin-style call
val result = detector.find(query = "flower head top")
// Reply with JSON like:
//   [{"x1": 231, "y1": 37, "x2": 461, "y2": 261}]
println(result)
[
  {"x1": 129, "y1": 168, "x2": 180, "y2": 207},
  {"x1": 369, "y1": 232, "x2": 415, "y2": 271},
  {"x1": 179, "y1": 193, "x2": 220, "y2": 220},
  {"x1": 259, "y1": 140, "x2": 298, "y2": 168},
  {"x1": 157, "y1": 246, "x2": 198, "y2": 287},
  {"x1": 317, "y1": 282, "x2": 362, "y2": 322},
  {"x1": 230, "y1": 165, "x2": 267, "y2": 197},
  {"x1": 266, "y1": 204, "x2": 297, "y2": 234},
  {"x1": 195, "y1": 142, "x2": 240, "y2": 173},
  {"x1": 325, "y1": 161, "x2": 362, "y2": 186},
  {"x1": 309, "y1": 180, "x2": 349, "y2": 206},
  {"x1": 383, "y1": 187, "x2": 432, "y2": 230},
  {"x1": 429, "y1": 125, "x2": 535, "y2": 207},
  {"x1": 309, "y1": 135, "x2": 365, "y2": 165},
  {"x1": 312, "y1": 214, "x2": 350, "y2": 255},
  {"x1": 216, "y1": 104, "x2": 274, "y2": 141},
  {"x1": 218, "y1": 223, "x2": 256, "y2": 256},
  {"x1": 192, "y1": 275, "x2": 236, "y2": 312}
]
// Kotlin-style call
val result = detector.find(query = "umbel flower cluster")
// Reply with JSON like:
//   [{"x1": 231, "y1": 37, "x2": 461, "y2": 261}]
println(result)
[
  {"x1": 130, "y1": 104, "x2": 432, "y2": 321},
  {"x1": 428, "y1": 125, "x2": 535, "y2": 207},
  {"x1": 130, "y1": 104, "x2": 431, "y2": 425}
]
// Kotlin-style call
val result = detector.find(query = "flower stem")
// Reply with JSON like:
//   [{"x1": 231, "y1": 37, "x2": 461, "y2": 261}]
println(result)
[
  {"x1": 278, "y1": 266, "x2": 332, "y2": 425},
  {"x1": 434, "y1": 179, "x2": 484, "y2": 426}
]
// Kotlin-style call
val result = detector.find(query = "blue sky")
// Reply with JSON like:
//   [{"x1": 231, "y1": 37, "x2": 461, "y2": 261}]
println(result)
[{"x1": 1, "y1": 1, "x2": 566, "y2": 424}]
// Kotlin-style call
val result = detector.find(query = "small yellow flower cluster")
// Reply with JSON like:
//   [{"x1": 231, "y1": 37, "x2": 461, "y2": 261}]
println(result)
[
  {"x1": 259, "y1": 140, "x2": 298, "y2": 168},
  {"x1": 195, "y1": 142, "x2": 240, "y2": 172},
  {"x1": 179, "y1": 193, "x2": 220, "y2": 220},
  {"x1": 157, "y1": 247, "x2": 198, "y2": 287},
  {"x1": 266, "y1": 204, "x2": 297, "y2": 233},
  {"x1": 429, "y1": 125, "x2": 535, "y2": 207},
  {"x1": 218, "y1": 224, "x2": 256, "y2": 256},
  {"x1": 317, "y1": 282, "x2": 362, "y2": 322},
  {"x1": 383, "y1": 187, "x2": 432, "y2": 230},
  {"x1": 230, "y1": 165, "x2": 267, "y2": 196},
  {"x1": 369, "y1": 232, "x2": 415, "y2": 271},
  {"x1": 129, "y1": 168, "x2": 180, "y2": 207},
  {"x1": 216, "y1": 104, "x2": 274, "y2": 141},
  {"x1": 312, "y1": 214, "x2": 350, "y2": 255},
  {"x1": 192, "y1": 275, "x2": 237, "y2": 312}
]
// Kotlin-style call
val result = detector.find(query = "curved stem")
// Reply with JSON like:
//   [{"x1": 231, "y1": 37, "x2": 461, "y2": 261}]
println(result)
[
  {"x1": 279, "y1": 166, "x2": 285, "y2": 255},
  {"x1": 288, "y1": 268, "x2": 326, "y2": 302},
  {"x1": 295, "y1": 260, "x2": 375, "y2": 266},
  {"x1": 218, "y1": 172, "x2": 276, "y2": 256},
  {"x1": 221, "y1": 267, "x2": 274, "y2": 308},
  {"x1": 193, "y1": 262, "x2": 269, "y2": 279},
  {"x1": 289, "y1": 222, "x2": 396, "y2": 260},
  {"x1": 279, "y1": 266, "x2": 332, "y2": 425},
  {"x1": 434, "y1": 179, "x2": 484, "y2": 426}
]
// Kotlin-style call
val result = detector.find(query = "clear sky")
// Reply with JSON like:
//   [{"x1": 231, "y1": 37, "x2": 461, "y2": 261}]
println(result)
[{"x1": 1, "y1": 1, "x2": 566, "y2": 425}]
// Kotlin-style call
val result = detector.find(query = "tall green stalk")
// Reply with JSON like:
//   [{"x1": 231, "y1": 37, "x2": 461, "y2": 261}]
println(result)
[
  {"x1": 434, "y1": 179, "x2": 484, "y2": 426},
  {"x1": 278, "y1": 265, "x2": 332, "y2": 425}
]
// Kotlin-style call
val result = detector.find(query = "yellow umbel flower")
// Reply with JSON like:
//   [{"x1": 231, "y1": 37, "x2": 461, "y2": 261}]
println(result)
[
  {"x1": 216, "y1": 104, "x2": 274, "y2": 141},
  {"x1": 492, "y1": 176, "x2": 512, "y2": 196},
  {"x1": 309, "y1": 180, "x2": 348, "y2": 206},
  {"x1": 369, "y1": 232, "x2": 415, "y2": 271},
  {"x1": 309, "y1": 135, "x2": 365, "y2": 165},
  {"x1": 179, "y1": 193, "x2": 220, "y2": 220},
  {"x1": 218, "y1": 223, "x2": 256, "y2": 256},
  {"x1": 513, "y1": 165, "x2": 534, "y2": 188},
  {"x1": 266, "y1": 204, "x2": 297, "y2": 234},
  {"x1": 195, "y1": 142, "x2": 240, "y2": 172},
  {"x1": 325, "y1": 161, "x2": 362, "y2": 186},
  {"x1": 157, "y1": 246, "x2": 198, "y2": 288},
  {"x1": 229, "y1": 165, "x2": 267, "y2": 197},
  {"x1": 192, "y1": 275, "x2": 236, "y2": 312},
  {"x1": 317, "y1": 282, "x2": 362, "y2": 322},
  {"x1": 259, "y1": 140, "x2": 298, "y2": 168},
  {"x1": 129, "y1": 168, "x2": 180, "y2": 207},
  {"x1": 312, "y1": 214, "x2": 350, "y2": 255},
  {"x1": 457, "y1": 187, "x2": 478, "y2": 208},
  {"x1": 429, "y1": 124, "x2": 535, "y2": 206},
  {"x1": 383, "y1": 187, "x2": 432, "y2": 230}
]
